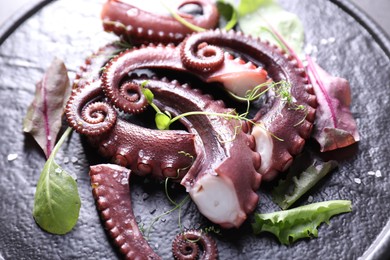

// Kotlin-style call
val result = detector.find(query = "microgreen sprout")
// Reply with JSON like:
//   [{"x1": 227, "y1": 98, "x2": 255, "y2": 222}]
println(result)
[
  {"x1": 140, "y1": 81, "x2": 173, "y2": 130},
  {"x1": 143, "y1": 151, "x2": 195, "y2": 238},
  {"x1": 145, "y1": 195, "x2": 190, "y2": 238}
]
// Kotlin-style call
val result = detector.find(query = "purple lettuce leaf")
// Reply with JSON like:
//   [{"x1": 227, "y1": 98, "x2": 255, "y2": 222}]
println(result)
[
  {"x1": 23, "y1": 58, "x2": 71, "y2": 158},
  {"x1": 306, "y1": 56, "x2": 359, "y2": 152}
]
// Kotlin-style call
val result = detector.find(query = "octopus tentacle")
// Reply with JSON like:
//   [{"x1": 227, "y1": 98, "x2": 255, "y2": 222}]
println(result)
[
  {"x1": 135, "y1": 77, "x2": 261, "y2": 228},
  {"x1": 179, "y1": 29, "x2": 317, "y2": 180},
  {"x1": 180, "y1": 41, "x2": 225, "y2": 72},
  {"x1": 101, "y1": 0, "x2": 219, "y2": 44},
  {"x1": 65, "y1": 80, "x2": 117, "y2": 136},
  {"x1": 89, "y1": 164, "x2": 161, "y2": 260},
  {"x1": 101, "y1": 44, "x2": 181, "y2": 114},
  {"x1": 87, "y1": 117, "x2": 197, "y2": 180},
  {"x1": 118, "y1": 81, "x2": 148, "y2": 114},
  {"x1": 172, "y1": 229, "x2": 218, "y2": 260},
  {"x1": 102, "y1": 41, "x2": 269, "y2": 107}
]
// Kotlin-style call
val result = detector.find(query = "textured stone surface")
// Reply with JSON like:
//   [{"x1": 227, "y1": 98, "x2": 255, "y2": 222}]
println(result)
[{"x1": 0, "y1": 0, "x2": 389, "y2": 259}]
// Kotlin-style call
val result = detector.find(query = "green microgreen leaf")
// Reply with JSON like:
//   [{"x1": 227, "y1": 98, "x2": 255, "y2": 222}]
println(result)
[
  {"x1": 155, "y1": 112, "x2": 171, "y2": 130},
  {"x1": 272, "y1": 160, "x2": 339, "y2": 210},
  {"x1": 252, "y1": 200, "x2": 352, "y2": 245},
  {"x1": 32, "y1": 127, "x2": 81, "y2": 235},
  {"x1": 143, "y1": 88, "x2": 154, "y2": 105}
]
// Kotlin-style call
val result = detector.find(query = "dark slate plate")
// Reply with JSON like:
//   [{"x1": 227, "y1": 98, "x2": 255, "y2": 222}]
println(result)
[{"x1": 0, "y1": 0, "x2": 389, "y2": 259}]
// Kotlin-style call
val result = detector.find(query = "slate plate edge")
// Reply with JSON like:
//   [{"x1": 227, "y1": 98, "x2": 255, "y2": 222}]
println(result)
[{"x1": 0, "y1": 0, "x2": 55, "y2": 46}]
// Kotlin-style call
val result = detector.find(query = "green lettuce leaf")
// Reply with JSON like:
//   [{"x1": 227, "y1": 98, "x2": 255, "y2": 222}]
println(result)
[
  {"x1": 238, "y1": 0, "x2": 304, "y2": 54},
  {"x1": 252, "y1": 200, "x2": 352, "y2": 245},
  {"x1": 33, "y1": 127, "x2": 81, "y2": 235},
  {"x1": 216, "y1": 1, "x2": 238, "y2": 30},
  {"x1": 272, "y1": 160, "x2": 338, "y2": 210}
]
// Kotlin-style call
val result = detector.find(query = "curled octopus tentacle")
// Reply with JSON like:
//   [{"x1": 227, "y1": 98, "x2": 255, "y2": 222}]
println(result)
[
  {"x1": 89, "y1": 164, "x2": 161, "y2": 260},
  {"x1": 101, "y1": 0, "x2": 219, "y2": 44},
  {"x1": 134, "y1": 77, "x2": 261, "y2": 228},
  {"x1": 180, "y1": 29, "x2": 317, "y2": 180},
  {"x1": 100, "y1": 43, "x2": 180, "y2": 114},
  {"x1": 172, "y1": 229, "x2": 218, "y2": 260},
  {"x1": 65, "y1": 80, "x2": 117, "y2": 136}
]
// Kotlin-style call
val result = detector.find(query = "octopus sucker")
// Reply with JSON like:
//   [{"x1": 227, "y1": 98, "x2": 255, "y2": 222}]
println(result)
[
  {"x1": 90, "y1": 164, "x2": 161, "y2": 259},
  {"x1": 172, "y1": 229, "x2": 218, "y2": 260}
]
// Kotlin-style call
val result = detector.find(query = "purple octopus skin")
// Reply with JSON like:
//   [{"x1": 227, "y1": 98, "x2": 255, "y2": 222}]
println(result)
[
  {"x1": 178, "y1": 29, "x2": 316, "y2": 181},
  {"x1": 102, "y1": 29, "x2": 316, "y2": 182},
  {"x1": 101, "y1": 0, "x2": 219, "y2": 44},
  {"x1": 65, "y1": 80, "x2": 196, "y2": 180},
  {"x1": 132, "y1": 77, "x2": 261, "y2": 229},
  {"x1": 172, "y1": 229, "x2": 218, "y2": 260},
  {"x1": 101, "y1": 42, "x2": 268, "y2": 115},
  {"x1": 67, "y1": 29, "x2": 316, "y2": 227},
  {"x1": 89, "y1": 164, "x2": 161, "y2": 260}
]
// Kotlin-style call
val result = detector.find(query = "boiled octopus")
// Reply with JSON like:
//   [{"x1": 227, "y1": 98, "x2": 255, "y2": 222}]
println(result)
[
  {"x1": 64, "y1": 0, "x2": 317, "y2": 259},
  {"x1": 101, "y1": 0, "x2": 219, "y2": 44}
]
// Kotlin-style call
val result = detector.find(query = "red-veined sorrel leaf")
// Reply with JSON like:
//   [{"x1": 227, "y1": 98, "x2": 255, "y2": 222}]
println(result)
[
  {"x1": 306, "y1": 56, "x2": 359, "y2": 152},
  {"x1": 23, "y1": 58, "x2": 71, "y2": 158}
]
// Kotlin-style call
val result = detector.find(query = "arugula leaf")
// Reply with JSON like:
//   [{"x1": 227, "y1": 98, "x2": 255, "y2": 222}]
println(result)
[
  {"x1": 252, "y1": 200, "x2": 352, "y2": 245},
  {"x1": 33, "y1": 127, "x2": 81, "y2": 235},
  {"x1": 306, "y1": 56, "x2": 360, "y2": 152},
  {"x1": 272, "y1": 160, "x2": 338, "y2": 210},
  {"x1": 216, "y1": 1, "x2": 238, "y2": 30},
  {"x1": 23, "y1": 58, "x2": 71, "y2": 158},
  {"x1": 224, "y1": 0, "x2": 304, "y2": 54}
]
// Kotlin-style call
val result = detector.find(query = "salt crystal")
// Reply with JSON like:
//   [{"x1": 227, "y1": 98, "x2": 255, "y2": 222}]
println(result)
[
  {"x1": 55, "y1": 168, "x2": 62, "y2": 173},
  {"x1": 304, "y1": 43, "x2": 318, "y2": 55},
  {"x1": 328, "y1": 37, "x2": 336, "y2": 43},
  {"x1": 320, "y1": 38, "x2": 328, "y2": 45},
  {"x1": 354, "y1": 178, "x2": 362, "y2": 184},
  {"x1": 63, "y1": 157, "x2": 70, "y2": 164},
  {"x1": 7, "y1": 153, "x2": 18, "y2": 161},
  {"x1": 367, "y1": 171, "x2": 376, "y2": 176},
  {"x1": 375, "y1": 170, "x2": 382, "y2": 178},
  {"x1": 307, "y1": 195, "x2": 314, "y2": 203},
  {"x1": 71, "y1": 156, "x2": 78, "y2": 163}
]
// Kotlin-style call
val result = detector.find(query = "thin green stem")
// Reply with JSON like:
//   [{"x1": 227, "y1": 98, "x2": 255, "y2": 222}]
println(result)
[
  {"x1": 51, "y1": 127, "x2": 72, "y2": 157},
  {"x1": 145, "y1": 195, "x2": 190, "y2": 238},
  {"x1": 160, "y1": 1, "x2": 206, "y2": 32}
]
